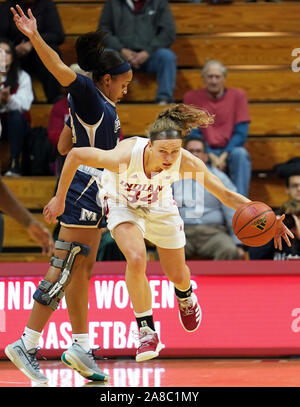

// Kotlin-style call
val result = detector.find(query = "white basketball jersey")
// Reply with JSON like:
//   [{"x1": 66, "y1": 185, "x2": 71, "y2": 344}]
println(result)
[{"x1": 100, "y1": 137, "x2": 182, "y2": 210}]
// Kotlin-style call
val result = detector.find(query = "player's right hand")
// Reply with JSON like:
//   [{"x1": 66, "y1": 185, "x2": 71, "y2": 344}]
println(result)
[
  {"x1": 10, "y1": 5, "x2": 38, "y2": 39},
  {"x1": 274, "y1": 214, "x2": 294, "y2": 251},
  {"x1": 27, "y1": 221, "x2": 54, "y2": 256},
  {"x1": 43, "y1": 196, "x2": 65, "y2": 224}
]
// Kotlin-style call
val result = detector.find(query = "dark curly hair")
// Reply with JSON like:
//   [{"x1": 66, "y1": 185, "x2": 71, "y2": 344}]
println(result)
[{"x1": 75, "y1": 30, "x2": 128, "y2": 82}]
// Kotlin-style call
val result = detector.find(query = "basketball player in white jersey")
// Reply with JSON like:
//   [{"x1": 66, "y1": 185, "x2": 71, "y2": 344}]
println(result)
[{"x1": 44, "y1": 104, "x2": 293, "y2": 362}]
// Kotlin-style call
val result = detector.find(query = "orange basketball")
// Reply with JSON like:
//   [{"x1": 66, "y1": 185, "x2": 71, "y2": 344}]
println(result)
[{"x1": 232, "y1": 201, "x2": 277, "y2": 247}]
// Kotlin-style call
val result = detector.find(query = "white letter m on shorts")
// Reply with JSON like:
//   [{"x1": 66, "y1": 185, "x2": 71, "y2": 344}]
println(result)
[{"x1": 80, "y1": 208, "x2": 97, "y2": 222}]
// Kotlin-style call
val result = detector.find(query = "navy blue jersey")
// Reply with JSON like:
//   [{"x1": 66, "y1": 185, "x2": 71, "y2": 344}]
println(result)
[
  {"x1": 67, "y1": 73, "x2": 120, "y2": 150},
  {"x1": 59, "y1": 73, "x2": 120, "y2": 229}
]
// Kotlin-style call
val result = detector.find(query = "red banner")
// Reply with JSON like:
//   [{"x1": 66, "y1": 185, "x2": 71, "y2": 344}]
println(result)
[{"x1": 1, "y1": 261, "x2": 300, "y2": 358}]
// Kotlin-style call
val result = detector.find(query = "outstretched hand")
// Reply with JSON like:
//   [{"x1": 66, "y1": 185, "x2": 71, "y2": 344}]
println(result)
[
  {"x1": 10, "y1": 4, "x2": 37, "y2": 39},
  {"x1": 43, "y1": 196, "x2": 65, "y2": 224},
  {"x1": 274, "y1": 214, "x2": 294, "y2": 250}
]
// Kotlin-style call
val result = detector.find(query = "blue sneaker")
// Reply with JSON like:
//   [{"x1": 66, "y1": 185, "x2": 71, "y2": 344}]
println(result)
[
  {"x1": 61, "y1": 343, "x2": 109, "y2": 381},
  {"x1": 5, "y1": 338, "x2": 48, "y2": 384}
]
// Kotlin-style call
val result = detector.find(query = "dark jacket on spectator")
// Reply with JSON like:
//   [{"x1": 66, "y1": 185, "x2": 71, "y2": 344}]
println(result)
[
  {"x1": 98, "y1": 0, "x2": 176, "y2": 56},
  {"x1": 0, "y1": 0, "x2": 64, "y2": 47}
]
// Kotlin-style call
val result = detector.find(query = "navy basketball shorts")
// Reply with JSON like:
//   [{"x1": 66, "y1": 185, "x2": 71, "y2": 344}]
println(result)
[{"x1": 59, "y1": 167, "x2": 106, "y2": 229}]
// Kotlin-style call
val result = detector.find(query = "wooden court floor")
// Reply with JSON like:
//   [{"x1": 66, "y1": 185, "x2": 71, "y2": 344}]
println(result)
[{"x1": 1, "y1": 357, "x2": 300, "y2": 387}]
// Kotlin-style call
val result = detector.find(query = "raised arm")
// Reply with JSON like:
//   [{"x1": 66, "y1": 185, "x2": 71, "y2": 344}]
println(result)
[
  {"x1": 10, "y1": 5, "x2": 76, "y2": 87},
  {"x1": 43, "y1": 138, "x2": 135, "y2": 223}
]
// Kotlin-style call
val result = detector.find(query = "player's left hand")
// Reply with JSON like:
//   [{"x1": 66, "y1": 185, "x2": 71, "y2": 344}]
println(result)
[{"x1": 274, "y1": 214, "x2": 294, "y2": 250}]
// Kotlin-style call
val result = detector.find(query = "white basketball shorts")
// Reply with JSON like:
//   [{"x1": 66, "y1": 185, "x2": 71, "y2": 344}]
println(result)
[{"x1": 106, "y1": 203, "x2": 186, "y2": 249}]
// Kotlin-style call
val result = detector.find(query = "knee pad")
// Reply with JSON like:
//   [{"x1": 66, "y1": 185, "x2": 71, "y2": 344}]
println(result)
[
  {"x1": 33, "y1": 240, "x2": 91, "y2": 310},
  {"x1": 33, "y1": 280, "x2": 65, "y2": 311}
]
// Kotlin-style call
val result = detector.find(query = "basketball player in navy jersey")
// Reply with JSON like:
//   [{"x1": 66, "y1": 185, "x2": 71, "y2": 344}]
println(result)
[
  {"x1": 5, "y1": 5, "x2": 132, "y2": 384},
  {"x1": 43, "y1": 103, "x2": 294, "y2": 363}
]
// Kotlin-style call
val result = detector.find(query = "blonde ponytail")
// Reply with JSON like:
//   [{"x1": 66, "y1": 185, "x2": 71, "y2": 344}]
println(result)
[{"x1": 147, "y1": 104, "x2": 214, "y2": 141}]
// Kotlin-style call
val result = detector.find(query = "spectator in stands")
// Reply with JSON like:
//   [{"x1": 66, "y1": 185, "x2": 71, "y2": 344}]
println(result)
[
  {"x1": 0, "y1": 174, "x2": 54, "y2": 254},
  {"x1": 249, "y1": 174, "x2": 300, "y2": 260},
  {"x1": 98, "y1": 0, "x2": 177, "y2": 105},
  {"x1": 173, "y1": 135, "x2": 245, "y2": 260},
  {"x1": 277, "y1": 174, "x2": 300, "y2": 214},
  {"x1": 47, "y1": 90, "x2": 68, "y2": 176},
  {"x1": 245, "y1": 0, "x2": 281, "y2": 2},
  {"x1": 0, "y1": 37, "x2": 33, "y2": 176},
  {"x1": 183, "y1": 60, "x2": 251, "y2": 197},
  {"x1": 188, "y1": 0, "x2": 233, "y2": 3},
  {"x1": 0, "y1": 0, "x2": 65, "y2": 103}
]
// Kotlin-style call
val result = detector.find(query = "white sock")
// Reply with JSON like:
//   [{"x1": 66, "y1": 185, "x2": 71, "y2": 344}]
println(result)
[
  {"x1": 134, "y1": 309, "x2": 153, "y2": 318},
  {"x1": 72, "y1": 333, "x2": 90, "y2": 352},
  {"x1": 22, "y1": 327, "x2": 41, "y2": 351}
]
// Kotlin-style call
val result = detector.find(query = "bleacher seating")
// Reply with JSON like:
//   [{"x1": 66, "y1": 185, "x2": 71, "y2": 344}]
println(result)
[
  {"x1": 0, "y1": 177, "x2": 57, "y2": 261},
  {"x1": 1, "y1": 1, "x2": 300, "y2": 257}
]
